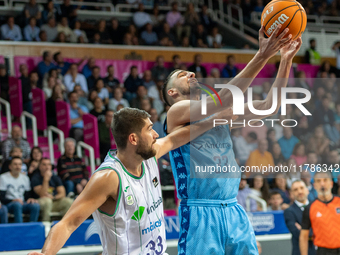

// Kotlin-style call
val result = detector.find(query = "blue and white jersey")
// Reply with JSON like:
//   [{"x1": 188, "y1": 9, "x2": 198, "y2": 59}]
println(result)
[{"x1": 164, "y1": 118, "x2": 241, "y2": 200}]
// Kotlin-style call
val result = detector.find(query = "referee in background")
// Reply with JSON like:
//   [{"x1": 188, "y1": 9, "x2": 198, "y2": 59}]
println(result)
[{"x1": 300, "y1": 171, "x2": 340, "y2": 255}]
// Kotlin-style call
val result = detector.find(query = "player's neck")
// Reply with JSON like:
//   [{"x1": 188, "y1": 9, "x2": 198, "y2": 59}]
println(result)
[{"x1": 116, "y1": 151, "x2": 143, "y2": 177}]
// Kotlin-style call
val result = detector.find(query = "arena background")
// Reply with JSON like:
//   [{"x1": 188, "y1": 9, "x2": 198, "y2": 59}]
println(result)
[{"x1": 0, "y1": 0, "x2": 339, "y2": 254}]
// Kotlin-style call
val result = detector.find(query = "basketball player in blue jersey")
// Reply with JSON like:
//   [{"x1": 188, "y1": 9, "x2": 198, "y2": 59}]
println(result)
[
  {"x1": 162, "y1": 26, "x2": 302, "y2": 255},
  {"x1": 27, "y1": 107, "x2": 236, "y2": 255}
]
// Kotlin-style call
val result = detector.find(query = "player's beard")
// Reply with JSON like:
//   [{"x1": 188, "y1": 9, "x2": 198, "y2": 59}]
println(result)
[
  {"x1": 178, "y1": 85, "x2": 201, "y2": 98},
  {"x1": 136, "y1": 136, "x2": 156, "y2": 160}
]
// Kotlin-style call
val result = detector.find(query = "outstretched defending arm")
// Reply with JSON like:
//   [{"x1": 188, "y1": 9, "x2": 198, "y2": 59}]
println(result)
[
  {"x1": 155, "y1": 107, "x2": 237, "y2": 159},
  {"x1": 231, "y1": 38, "x2": 302, "y2": 129}
]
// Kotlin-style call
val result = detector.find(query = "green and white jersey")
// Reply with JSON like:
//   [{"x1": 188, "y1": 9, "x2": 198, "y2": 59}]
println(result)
[{"x1": 92, "y1": 150, "x2": 167, "y2": 255}]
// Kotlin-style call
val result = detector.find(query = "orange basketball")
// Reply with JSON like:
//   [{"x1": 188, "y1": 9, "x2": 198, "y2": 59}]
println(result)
[{"x1": 261, "y1": 0, "x2": 307, "y2": 40}]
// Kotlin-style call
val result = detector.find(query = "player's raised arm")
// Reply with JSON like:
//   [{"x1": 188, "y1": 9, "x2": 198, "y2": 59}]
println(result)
[
  {"x1": 165, "y1": 26, "x2": 292, "y2": 132},
  {"x1": 231, "y1": 37, "x2": 302, "y2": 128},
  {"x1": 154, "y1": 107, "x2": 237, "y2": 159},
  {"x1": 28, "y1": 170, "x2": 120, "y2": 255}
]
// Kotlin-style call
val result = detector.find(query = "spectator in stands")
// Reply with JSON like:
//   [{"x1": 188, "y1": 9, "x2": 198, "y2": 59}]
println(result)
[
  {"x1": 221, "y1": 55, "x2": 239, "y2": 78},
  {"x1": 141, "y1": 23, "x2": 158, "y2": 45},
  {"x1": 2, "y1": 126, "x2": 31, "y2": 163},
  {"x1": 64, "y1": 63, "x2": 88, "y2": 94},
  {"x1": 1, "y1": 147, "x2": 28, "y2": 175},
  {"x1": 266, "y1": 128, "x2": 276, "y2": 153},
  {"x1": 24, "y1": 0, "x2": 41, "y2": 25},
  {"x1": 254, "y1": 0, "x2": 264, "y2": 12},
  {"x1": 151, "y1": 55, "x2": 168, "y2": 81},
  {"x1": 183, "y1": 3, "x2": 199, "y2": 35},
  {"x1": 140, "y1": 98, "x2": 152, "y2": 112},
  {"x1": 109, "y1": 18, "x2": 124, "y2": 45},
  {"x1": 70, "y1": 20, "x2": 88, "y2": 43},
  {"x1": 41, "y1": 17, "x2": 58, "y2": 42},
  {"x1": 291, "y1": 143, "x2": 307, "y2": 167},
  {"x1": 19, "y1": 64, "x2": 32, "y2": 114},
  {"x1": 133, "y1": 3, "x2": 152, "y2": 28},
  {"x1": 271, "y1": 142, "x2": 285, "y2": 165},
  {"x1": 318, "y1": 61, "x2": 338, "y2": 78},
  {"x1": 97, "y1": 19, "x2": 112, "y2": 44},
  {"x1": 87, "y1": 90, "x2": 98, "y2": 111},
  {"x1": 207, "y1": 27, "x2": 222, "y2": 48},
  {"x1": 284, "y1": 180, "x2": 316, "y2": 255},
  {"x1": 55, "y1": 32, "x2": 67, "y2": 43},
  {"x1": 37, "y1": 51, "x2": 56, "y2": 85},
  {"x1": 245, "y1": 131, "x2": 258, "y2": 151},
  {"x1": 301, "y1": 171, "x2": 317, "y2": 202},
  {"x1": 305, "y1": 39, "x2": 321, "y2": 65},
  {"x1": 231, "y1": 128, "x2": 251, "y2": 166},
  {"x1": 90, "y1": 97, "x2": 106, "y2": 123},
  {"x1": 24, "y1": 17, "x2": 40, "y2": 41},
  {"x1": 130, "y1": 85, "x2": 150, "y2": 109},
  {"x1": 1, "y1": 16, "x2": 22, "y2": 41},
  {"x1": 272, "y1": 173, "x2": 291, "y2": 207},
  {"x1": 0, "y1": 157, "x2": 40, "y2": 223},
  {"x1": 332, "y1": 41, "x2": 340, "y2": 70},
  {"x1": 314, "y1": 96, "x2": 340, "y2": 145},
  {"x1": 43, "y1": 76, "x2": 56, "y2": 99},
  {"x1": 237, "y1": 174, "x2": 257, "y2": 212},
  {"x1": 103, "y1": 65, "x2": 120, "y2": 95},
  {"x1": 200, "y1": 5, "x2": 213, "y2": 30},
  {"x1": 249, "y1": 174, "x2": 270, "y2": 210},
  {"x1": 57, "y1": 16, "x2": 72, "y2": 41},
  {"x1": 98, "y1": 110, "x2": 114, "y2": 161},
  {"x1": 295, "y1": 71, "x2": 311, "y2": 95},
  {"x1": 124, "y1": 66, "x2": 143, "y2": 101},
  {"x1": 306, "y1": 126, "x2": 330, "y2": 158},
  {"x1": 82, "y1": 57, "x2": 96, "y2": 78},
  {"x1": 326, "y1": 150, "x2": 340, "y2": 179},
  {"x1": 87, "y1": 66, "x2": 101, "y2": 91},
  {"x1": 168, "y1": 54, "x2": 181, "y2": 73},
  {"x1": 46, "y1": 84, "x2": 64, "y2": 127},
  {"x1": 188, "y1": 54, "x2": 207, "y2": 78},
  {"x1": 150, "y1": 5, "x2": 165, "y2": 30},
  {"x1": 149, "y1": 108, "x2": 163, "y2": 138},
  {"x1": 57, "y1": 138, "x2": 88, "y2": 197},
  {"x1": 68, "y1": 91, "x2": 89, "y2": 142},
  {"x1": 267, "y1": 191, "x2": 284, "y2": 212},
  {"x1": 108, "y1": 87, "x2": 129, "y2": 111},
  {"x1": 27, "y1": 146, "x2": 42, "y2": 177},
  {"x1": 54, "y1": 52, "x2": 71, "y2": 75},
  {"x1": 159, "y1": 23, "x2": 177, "y2": 46},
  {"x1": 59, "y1": 0, "x2": 77, "y2": 24},
  {"x1": 245, "y1": 139, "x2": 274, "y2": 177},
  {"x1": 142, "y1": 70, "x2": 156, "y2": 90},
  {"x1": 0, "y1": 64, "x2": 9, "y2": 101},
  {"x1": 29, "y1": 71, "x2": 39, "y2": 89},
  {"x1": 278, "y1": 127, "x2": 299, "y2": 160},
  {"x1": 31, "y1": 157, "x2": 73, "y2": 221},
  {"x1": 42, "y1": 0, "x2": 57, "y2": 24},
  {"x1": 190, "y1": 24, "x2": 207, "y2": 47},
  {"x1": 70, "y1": 85, "x2": 86, "y2": 108},
  {"x1": 166, "y1": 2, "x2": 184, "y2": 36}
]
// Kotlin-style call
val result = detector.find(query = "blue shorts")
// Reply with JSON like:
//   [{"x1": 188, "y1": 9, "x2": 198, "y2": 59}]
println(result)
[{"x1": 178, "y1": 198, "x2": 258, "y2": 255}]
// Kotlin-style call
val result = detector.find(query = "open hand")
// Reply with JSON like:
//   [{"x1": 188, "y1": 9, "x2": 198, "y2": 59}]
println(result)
[
  {"x1": 280, "y1": 37, "x2": 303, "y2": 61},
  {"x1": 258, "y1": 25, "x2": 293, "y2": 60}
]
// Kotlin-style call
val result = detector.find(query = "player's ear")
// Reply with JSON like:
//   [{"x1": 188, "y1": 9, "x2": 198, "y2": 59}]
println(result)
[
  {"x1": 167, "y1": 88, "x2": 177, "y2": 97},
  {"x1": 129, "y1": 133, "x2": 138, "y2": 146}
]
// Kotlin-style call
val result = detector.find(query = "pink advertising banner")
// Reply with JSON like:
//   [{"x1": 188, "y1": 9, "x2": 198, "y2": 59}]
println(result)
[
  {"x1": 83, "y1": 114, "x2": 100, "y2": 159},
  {"x1": 8, "y1": 77, "x2": 23, "y2": 118},
  {"x1": 32, "y1": 88, "x2": 47, "y2": 131},
  {"x1": 0, "y1": 56, "x2": 4, "y2": 64},
  {"x1": 13, "y1": 56, "x2": 320, "y2": 85},
  {"x1": 56, "y1": 101, "x2": 71, "y2": 137}
]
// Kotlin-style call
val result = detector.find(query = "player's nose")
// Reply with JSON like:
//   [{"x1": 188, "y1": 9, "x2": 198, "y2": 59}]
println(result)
[{"x1": 187, "y1": 72, "x2": 195, "y2": 78}]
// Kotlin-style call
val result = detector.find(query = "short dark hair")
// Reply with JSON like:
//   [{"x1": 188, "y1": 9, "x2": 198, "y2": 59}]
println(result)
[
  {"x1": 111, "y1": 108, "x2": 150, "y2": 150},
  {"x1": 172, "y1": 54, "x2": 180, "y2": 61},
  {"x1": 42, "y1": 51, "x2": 50, "y2": 60},
  {"x1": 107, "y1": 65, "x2": 113, "y2": 71},
  {"x1": 53, "y1": 51, "x2": 61, "y2": 62},
  {"x1": 130, "y1": 65, "x2": 137, "y2": 72},
  {"x1": 68, "y1": 91, "x2": 77, "y2": 99},
  {"x1": 162, "y1": 69, "x2": 180, "y2": 106},
  {"x1": 314, "y1": 171, "x2": 332, "y2": 180},
  {"x1": 10, "y1": 156, "x2": 23, "y2": 165},
  {"x1": 92, "y1": 65, "x2": 100, "y2": 71},
  {"x1": 248, "y1": 132, "x2": 257, "y2": 141},
  {"x1": 270, "y1": 191, "x2": 281, "y2": 198}
]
